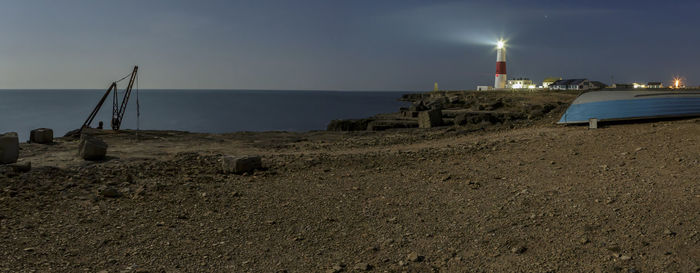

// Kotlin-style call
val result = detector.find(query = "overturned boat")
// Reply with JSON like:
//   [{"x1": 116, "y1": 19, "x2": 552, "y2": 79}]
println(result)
[{"x1": 558, "y1": 90, "x2": 700, "y2": 124}]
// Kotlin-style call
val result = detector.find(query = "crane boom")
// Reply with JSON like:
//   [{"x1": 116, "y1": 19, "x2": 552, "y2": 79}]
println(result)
[{"x1": 79, "y1": 66, "x2": 139, "y2": 133}]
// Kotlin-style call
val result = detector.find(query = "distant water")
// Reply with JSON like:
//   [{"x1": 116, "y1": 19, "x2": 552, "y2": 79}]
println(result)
[{"x1": 0, "y1": 89, "x2": 412, "y2": 141}]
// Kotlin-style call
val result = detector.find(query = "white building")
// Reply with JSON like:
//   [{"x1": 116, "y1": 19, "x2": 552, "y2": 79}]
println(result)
[{"x1": 506, "y1": 78, "x2": 534, "y2": 89}]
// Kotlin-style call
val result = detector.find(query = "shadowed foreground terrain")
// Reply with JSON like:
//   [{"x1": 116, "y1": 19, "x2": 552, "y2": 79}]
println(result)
[{"x1": 1, "y1": 93, "x2": 699, "y2": 272}]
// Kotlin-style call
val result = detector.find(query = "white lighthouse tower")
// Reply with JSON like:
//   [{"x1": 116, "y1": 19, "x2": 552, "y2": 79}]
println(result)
[{"x1": 494, "y1": 40, "x2": 507, "y2": 89}]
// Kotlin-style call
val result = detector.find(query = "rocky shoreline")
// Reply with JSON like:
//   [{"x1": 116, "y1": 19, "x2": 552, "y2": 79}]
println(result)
[
  {"x1": 327, "y1": 90, "x2": 578, "y2": 132},
  {"x1": 1, "y1": 90, "x2": 698, "y2": 272}
]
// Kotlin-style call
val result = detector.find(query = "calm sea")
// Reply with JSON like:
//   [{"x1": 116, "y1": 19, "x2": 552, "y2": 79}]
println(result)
[{"x1": 0, "y1": 89, "x2": 411, "y2": 141}]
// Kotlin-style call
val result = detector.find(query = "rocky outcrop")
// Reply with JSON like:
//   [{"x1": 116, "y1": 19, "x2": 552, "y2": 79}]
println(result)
[
  {"x1": 327, "y1": 119, "x2": 373, "y2": 131},
  {"x1": 418, "y1": 109, "x2": 443, "y2": 128},
  {"x1": 367, "y1": 120, "x2": 418, "y2": 131},
  {"x1": 329, "y1": 90, "x2": 574, "y2": 132}
]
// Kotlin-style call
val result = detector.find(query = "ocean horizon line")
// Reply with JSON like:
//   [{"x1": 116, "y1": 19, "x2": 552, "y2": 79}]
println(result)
[{"x1": 0, "y1": 88, "x2": 421, "y2": 92}]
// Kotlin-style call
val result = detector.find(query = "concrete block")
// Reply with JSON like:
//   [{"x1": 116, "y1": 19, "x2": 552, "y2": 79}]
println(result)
[
  {"x1": 79, "y1": 135, "x2": 108, "y2": 161},
  {"x1": 30, "y1": 128, "x2": 53, "y2": 144},
  {"x1": 0, "y1": 132, "x2": 19, "y2": 164},
  {"x1": 222, "y1": 155, "x2": 262, "y2": 174},
  {"x1": 418, "y1": 109, "x2": 443, "y2": 128},
  {"x1": 588, "y1": 118, "x2": 598, "y2": 129}
]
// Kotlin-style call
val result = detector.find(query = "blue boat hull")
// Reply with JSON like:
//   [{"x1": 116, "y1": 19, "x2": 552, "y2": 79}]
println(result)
[{"x1": 558, "y1": 91, "x2": 700, "y2": 124}]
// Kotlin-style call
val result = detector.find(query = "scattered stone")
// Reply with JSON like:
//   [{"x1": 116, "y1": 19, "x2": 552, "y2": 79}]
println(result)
[
  {"x1": 222, "y1": 155, "x2": 262, "y2": 174},
  {"x1": 663, "y1": 229, "x2": 676, "y2": 236},
  {"x1": 326, "y1": 263, "x2": 345, "y2": 273},
  {"x1": 579, "y1": 237, "x2": 590, "y2": 245},
  {"x1": 29, "y1": 128, "x2": 53, "y2": 144},
  {"x1": 0, "y1": 132, "x2": 19, "y2": 164},
  {"x1": 510, "y1": 246, "x2": 526, "y2": 254},
  {"x1": 407, "y1": 251, "x2": 423, "y2": 262},
  {"x1": 634, "y1": 147, "x2": 645, "y2": 152},
  {"x1": 418, "y1": 109, "x2": 442, "y2": 129},
  {"x1": 619, "y1": 255, "x2": 631, "y2": 261},
  {"x1": 100, "y1": 187, "x2": 122, "y2": 198},
  {"x1": 0, "y1": 162, "x2": 31, "y2": 174},
  {"x1": 352, "y1": 262, "x2": 371, "y2": 271},
  {"x1": 79, "y1": 135, "x2": 108, "y2": 161}
]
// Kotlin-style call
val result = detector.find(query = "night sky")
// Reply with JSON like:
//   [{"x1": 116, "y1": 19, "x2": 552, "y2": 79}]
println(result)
[{"x1": 1, "y1": 0, "x2": 699, "y2": 90}]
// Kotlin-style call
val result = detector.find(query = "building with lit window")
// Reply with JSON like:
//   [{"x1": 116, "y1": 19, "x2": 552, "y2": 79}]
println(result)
[
  {"x1": 647, "y1": 82, "x2": 663, "y2": 88},
  {"x1": 506, "y1": 78, "x2": 534, "y2": 89},
  {"x1": 542, "y1": 77, "x2": 562, "y2": 88}
]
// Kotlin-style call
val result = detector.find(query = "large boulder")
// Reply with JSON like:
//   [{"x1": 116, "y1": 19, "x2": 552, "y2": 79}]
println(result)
[
  {"x1": 418, "y1": 109, "x2": 443, "y2": 128},
  {"x1": 30, "y1": 128, "x2": 53, "y2": 144},
  {"x1": 0, "y1": 132, "x2": 19, "y2": 164},
  {"x1": 222, "y1": 155, "x2": 262, "y2": 174},
  {"x1": 78, "y1": 135, "x2": 108, "y2": 161}
]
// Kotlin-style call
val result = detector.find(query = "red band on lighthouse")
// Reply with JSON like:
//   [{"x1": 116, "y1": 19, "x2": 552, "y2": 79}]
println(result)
[{"x1": 496, "y1": 61, "x2": 506, "y2": 74}]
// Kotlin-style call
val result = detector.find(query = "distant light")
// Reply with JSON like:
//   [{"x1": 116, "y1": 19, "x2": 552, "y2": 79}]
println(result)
[
  {"x1": 497, "y1": 40, "x2": 505, "y2": 49},
  {"x1": 512, "y1": 83, "x2": 522, "y2": 89},
  {"x1": 674, "y1": 78, "x2": 681, "y2": 88},
  {"x1": 528, "y1": 85, "x2": 536, "y2": 89}
]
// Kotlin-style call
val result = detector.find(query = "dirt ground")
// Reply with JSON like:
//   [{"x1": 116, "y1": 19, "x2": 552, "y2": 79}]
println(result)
[{"x1": 1, "y1": 95, "x2": 699, "y2": 272}]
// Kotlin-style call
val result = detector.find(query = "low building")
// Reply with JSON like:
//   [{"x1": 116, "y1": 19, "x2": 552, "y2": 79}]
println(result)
[
  {"x1": 506, "y1": 78, "x2": 534, "y2": 89},
  {"x1": 476, "y1": 86, "x2": 493, "y2": 91},
  {"x1": 549, "y1": 79, "x2": 594, "y2": 91},
  {"x1": 647, "y1": 82, "x2": 663, "y2": 88},
  {"x1": 590, "y1": 81, "x2": 607, "y2": 90},
  {"x1": 614, "y1": 83, "x2": 634, "y2": 89},
  {"x1": 542, "y1": 77, "x2": 562, "y2": 88}
]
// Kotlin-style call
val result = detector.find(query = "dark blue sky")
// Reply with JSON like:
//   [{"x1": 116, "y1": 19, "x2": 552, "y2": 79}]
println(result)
[{"x1": 1, "y1": 0, "x2": 698, "y2": 90}]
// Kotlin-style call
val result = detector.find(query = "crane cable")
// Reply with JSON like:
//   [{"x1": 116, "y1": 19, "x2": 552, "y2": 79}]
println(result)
[
  {"x1": 115, "y1": 71, "x2": 133, "y2": 84},
  {"x1": 136, "y1": 70, "x2": 140, "y2": 139}
]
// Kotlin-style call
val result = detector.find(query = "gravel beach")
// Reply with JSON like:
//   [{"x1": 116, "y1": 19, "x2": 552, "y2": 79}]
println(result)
[{"x1": 1, "y1": 91, "x2": 698, "y2": 272}]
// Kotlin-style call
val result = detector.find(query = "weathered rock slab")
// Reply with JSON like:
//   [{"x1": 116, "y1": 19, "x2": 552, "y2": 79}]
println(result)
[
  {"x1": 418, "y1": 109, "x2": 442, "y2": 128},
  {"x1": 30, "y1": 128, "x2": 53, "y2": 144},
  {"x1": 222, "y1": 155, "x2": 262, "y2": 174},
  {"x1": 0, "y1": 132, "x2": 19, "y2": 164},
  {"x1": 79, "y1": 135, "x2": 108, "y2": 161}
]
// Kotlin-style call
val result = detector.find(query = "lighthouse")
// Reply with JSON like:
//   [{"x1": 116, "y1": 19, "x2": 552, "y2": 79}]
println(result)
[{"x1": 494, "y1": 40, "x2": 506, "y2": 89}]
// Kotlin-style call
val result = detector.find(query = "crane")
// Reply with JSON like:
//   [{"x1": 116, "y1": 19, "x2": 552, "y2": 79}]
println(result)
[{"x1": 79, "y1": 66, "x2": 139, "y2": 133}]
